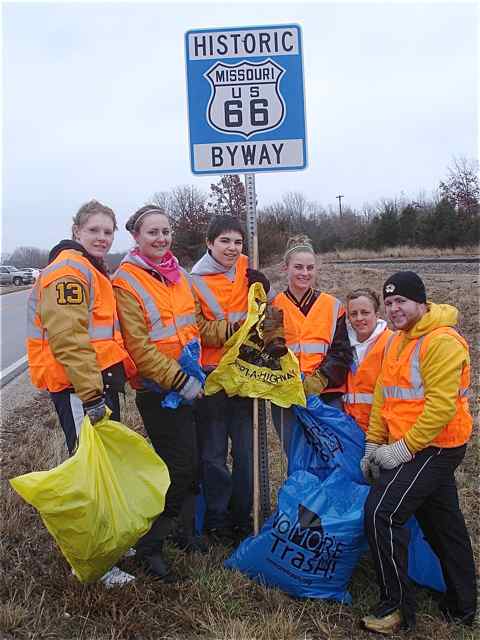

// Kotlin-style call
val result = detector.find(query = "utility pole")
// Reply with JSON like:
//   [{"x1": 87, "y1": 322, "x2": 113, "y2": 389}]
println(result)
[{"x1": 336, "y1": 194, "x2": 344, "y2": 217}]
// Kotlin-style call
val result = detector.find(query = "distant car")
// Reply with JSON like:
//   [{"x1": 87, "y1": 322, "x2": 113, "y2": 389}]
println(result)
[
  {"x1": 21, "y1": 267, "x2": 40, "y2": 280},
  {"x1": 0, "y1": 265, "x2": 35, "y2": 286}
]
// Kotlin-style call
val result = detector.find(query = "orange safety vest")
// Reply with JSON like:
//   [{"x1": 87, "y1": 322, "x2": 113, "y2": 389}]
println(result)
[
  {"x1": 273, "y1": 291, "x2": 346, "y2": 392},
  {"x1": 381, "y1": 327, "x2": 472, "y2": 448},
  {"x1": 26, "y1": 249, "x2": 133, "y2": 392},
  {"x1": 190, "y1": 254, "x2": 249, "y2": 368},
  {"x1": 344, "y1": 328, "x2": 392, "y2": 432},
  {"x1": 113, "y1": 260, "x2": 199, "y2": 367}
]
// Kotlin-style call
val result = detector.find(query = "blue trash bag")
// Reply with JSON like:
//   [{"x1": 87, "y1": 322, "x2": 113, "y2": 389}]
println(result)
[
  {"x1": 290, "y1": 396, "x2": 365, "y2": 484},
  {"x1": 225, "y1": 468, "x2": 369, "y2": 603},
  {"x1": 141, "y1": 339, "x2": 206, "y2": 409},
  {"x1": 407, "y1": 517, "x2": 446, "y2": 592}
]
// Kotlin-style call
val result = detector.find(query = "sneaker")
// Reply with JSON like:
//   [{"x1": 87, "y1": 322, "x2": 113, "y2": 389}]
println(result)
[
  {"x1": 439, "y1": 604, "x2": 476, "y2": 627},
  {"x1": 232, "y1": 524, "x2": 253, "y2": 544},
  {"x1": 361, "y1": 601, "x2": 402, "y2": 635},
  {"x1": 100, "y1": 566, "x2": 135, "y2": 588},
  {"x1": 207, "y1": 526, "x2": 236, "y2": 546},
  {"x1": 173, "y1": 534, "x2": 209, "y2": 554},
  {"x1": 136, "y1": 552, "x2": 180, "y2": 583}
]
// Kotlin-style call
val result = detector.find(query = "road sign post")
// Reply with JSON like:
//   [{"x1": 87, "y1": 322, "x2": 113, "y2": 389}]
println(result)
[{"x1": 185, "y1": 24, "x2": 306, "y2": 534}]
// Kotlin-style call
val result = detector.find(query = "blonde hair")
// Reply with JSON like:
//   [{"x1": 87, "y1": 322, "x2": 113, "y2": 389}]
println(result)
[
  {"x1": 283, "y1": 234, "x2": 315, "y2": 264},
  {"x1": 71, "y1": 200, "x2": 117, "y2": 239}
]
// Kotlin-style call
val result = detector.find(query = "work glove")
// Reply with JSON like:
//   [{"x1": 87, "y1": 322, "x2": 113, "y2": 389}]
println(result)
[
  {"x1": 83, "y1": 396, "x2": 107, "y2": 425},
  {"x1": 178, "y1": 376, "x2": 203, "y2": 401},
  {"x1": 373, "y1": 439, "x2": 414, "y2": 470},
  {"x1": 246, "y1": 268, "x2": 270, "y2": 294},
  {"x1": 303, "y1": 371, "x2": 328, "y2": 396},
  {"x1": 263, "y1": 306, "x2": 288, "y2": 357},
  {"x1": 360, "y1": 442, "x2": 381, "y2": 484}
]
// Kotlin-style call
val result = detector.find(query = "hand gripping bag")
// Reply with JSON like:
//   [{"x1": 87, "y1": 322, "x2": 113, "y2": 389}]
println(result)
[
  {"x1": 205, "y1": 283, "x2": 306, "y2": 408},
  {"x1": 226, "y1": 468, "x2": 369, "y2": 603},
  {"x1": 162, "y1": 338, "x2": 206, "y2": 408},
  {"x1": 10, "y1": 415, "x2": 170, "y2": 583}
]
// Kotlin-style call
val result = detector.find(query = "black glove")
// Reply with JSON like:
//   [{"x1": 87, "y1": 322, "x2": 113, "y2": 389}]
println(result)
[
  {"x1": 246, "y1": 268, "x2": 270, "y2": 294},
  {"x1": 83, "y1": 395, "x2": 106, "y2": 425}
]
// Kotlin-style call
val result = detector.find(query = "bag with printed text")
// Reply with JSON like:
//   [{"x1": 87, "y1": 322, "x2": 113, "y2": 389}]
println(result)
[{"x1": 205, "y1": 283, "x2": 305, "y2": 408}]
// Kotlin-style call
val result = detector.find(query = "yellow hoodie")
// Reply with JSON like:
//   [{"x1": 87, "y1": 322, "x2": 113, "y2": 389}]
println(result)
[{"x1": 367, "y1": 303, "x2": 471, "y2": 453}]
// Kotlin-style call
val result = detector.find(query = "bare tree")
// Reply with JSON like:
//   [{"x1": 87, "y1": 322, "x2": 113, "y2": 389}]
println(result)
[
  {"x1": 8, "y1": 246, "x2": 49, "y2": 268},
  {"x1": 207, "y1": 175, "x2": 246, "y2": 219},
  {"x1": 439, "y1": 156, "x2": 479, "y2": 215}
]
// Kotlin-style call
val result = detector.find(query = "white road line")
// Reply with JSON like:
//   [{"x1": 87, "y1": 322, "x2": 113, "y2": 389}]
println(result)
[{"x1": 0, "y1": 355, "x2": 28, "y2": 384}]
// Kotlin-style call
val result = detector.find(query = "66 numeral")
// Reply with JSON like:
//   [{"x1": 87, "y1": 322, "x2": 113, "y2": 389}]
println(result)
[{"x1": 224, "y1": 99, "x2": 269, "y2": 127}]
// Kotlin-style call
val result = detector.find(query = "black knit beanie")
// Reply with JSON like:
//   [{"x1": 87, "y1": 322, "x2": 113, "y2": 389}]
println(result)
[{"x1": 382, "y1": 271, "x2": 427, "y2": 303}]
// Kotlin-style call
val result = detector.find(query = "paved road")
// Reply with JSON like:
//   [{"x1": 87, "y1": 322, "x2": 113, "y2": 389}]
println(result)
[{"x1": 1, "y1": 288, "x2": 32, "y2": 381}]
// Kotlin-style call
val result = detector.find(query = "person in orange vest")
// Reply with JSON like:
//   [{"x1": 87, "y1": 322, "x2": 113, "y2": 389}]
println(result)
[
  {"x1": 344, "y1": 288, "x2": 392, "y2": 432},
  {"x1": 190, "y1": 215, "x2": 271, "y2": 545},
  {"x1": 271, "y1": 235, "x2": 353, "y2": 454},
  {"x1": 113, "y1": 204, "x2": 217, "y2": 580},
  {"x1": 360, "y1": 271, "x2": 476, "y2": 634},
  {"x1": 26, "y1": 199, "x2": 136, "y2": 587}
]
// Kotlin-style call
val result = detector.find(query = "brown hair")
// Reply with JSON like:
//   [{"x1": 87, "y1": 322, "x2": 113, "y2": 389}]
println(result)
[
  {"x1": 71, "y1": 200, "x2": 117, "y2": 239},
  {"x1": 125, "y1": 205, "x2": 169, "y2": 233},
  {"x1": 346, "y1": 288, "x2": 381, "y2": 312},
  {"x1": 283, "y1": 234, "x2": 315, "y2": 264}
]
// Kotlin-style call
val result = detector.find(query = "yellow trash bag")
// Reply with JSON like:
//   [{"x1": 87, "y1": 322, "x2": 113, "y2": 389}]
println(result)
[
  {"x1": 205, "y1": 283, "x2": 306, "y2": 408},
  {"x1": 10, "y1": 415, "x2": 170, "y2": 583}
]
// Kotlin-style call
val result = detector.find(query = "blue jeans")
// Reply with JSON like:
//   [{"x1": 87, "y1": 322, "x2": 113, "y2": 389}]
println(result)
[{"x1": 196, "y1": 390, "x2": 253, "y2": 530}]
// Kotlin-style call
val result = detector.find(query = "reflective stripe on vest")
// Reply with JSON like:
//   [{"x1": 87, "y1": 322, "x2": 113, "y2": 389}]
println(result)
[
  {"x1": 26, "y1": 282, "x2": 43, "y2": 339},
  {"x1": 28, "y1": 258, "x2": 119, "y2": 341},
  {"x1": 382, "y1": 337, "x2": 468, "y2": 401},
  {"x1": 288, "y1": 342, "x2": 329, "y2": 355},
  {"x1": 383, "y1": 338, "x2": 424, "y2": 400},
  {"x1": 344, "y1": 392, "x2": 374, "y2": 405},
  {"x1": 116, "y1": 269, "x2": 195, "y2": 340},
  {"x1": 190, "y1": 274, "x2": 226, "y2": 320},
  {"x1": 331, "y1": 299, "x2": 341, "y2": 342}
]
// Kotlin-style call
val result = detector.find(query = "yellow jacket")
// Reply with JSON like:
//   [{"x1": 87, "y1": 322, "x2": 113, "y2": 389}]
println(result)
[{"x1": 367, "y1": 303, "x2": 472, "y2": 453}]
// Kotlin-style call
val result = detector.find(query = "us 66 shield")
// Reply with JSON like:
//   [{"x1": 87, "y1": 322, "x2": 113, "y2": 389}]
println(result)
[{"x1": 185, "y1": 24, "x2": 307, "y2": 175}]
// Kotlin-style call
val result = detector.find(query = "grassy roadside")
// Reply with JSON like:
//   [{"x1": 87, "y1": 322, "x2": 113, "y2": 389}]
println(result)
[
  {"x1": 0, "y1": 285, "x2": 33, "y2": 296},
  {"x1": 1, "y1": 261, "x2": 478, "y2": 640}
]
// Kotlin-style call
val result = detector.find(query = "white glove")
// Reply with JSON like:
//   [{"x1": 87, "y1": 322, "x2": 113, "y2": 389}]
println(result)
[
  {"x1": 179, "y1": 376, "x2": 203, "y2": 401},
  {"x1": 360, "y1": 442, "x2": 381, "y2": 483},
  {"x1": 373, "y1": 439, "x2": 414, "y2": 470}
]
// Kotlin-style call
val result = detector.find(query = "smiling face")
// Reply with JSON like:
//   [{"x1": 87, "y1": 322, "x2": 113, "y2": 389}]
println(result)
[
  {"x1": 207, "y1": 230, "x2": 243, "y2": 268},
  {"x1": 285, "y1": 251, "x2": 316, "y2": 296},
  {"x1": 73, "y1": 213, "x2": 115, "y2": 259},
  {"x1": 384, "y1": 295, "x2": 426, "y2": 331},
  {"x1": 134, "y1": 213, "x2": 172, "y2": 262},
  {"x1": 347, "y1": 295, "x2": 379, "y2": 342}
]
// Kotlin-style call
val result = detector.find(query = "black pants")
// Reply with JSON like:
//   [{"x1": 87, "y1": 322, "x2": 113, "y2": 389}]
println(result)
[
  {"x1": 135, "y1": 391, "x2": 198, "y2": 555},
  {"x1": 364, "y1": 445, "x2": 477, "y2": 621},
  {"x1": 50, "y1": 389, "x2": 120, "y2": 455}
]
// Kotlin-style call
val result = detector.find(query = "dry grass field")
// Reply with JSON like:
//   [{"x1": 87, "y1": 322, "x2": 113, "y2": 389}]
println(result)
[{"x1": 1, "y1": 258, "x2": 478, "y2": 640}]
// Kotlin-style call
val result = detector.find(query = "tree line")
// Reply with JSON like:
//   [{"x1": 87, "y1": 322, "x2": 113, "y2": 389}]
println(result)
[{"x1": 3, "y1": 157, "x2": 478, "y2": 270}]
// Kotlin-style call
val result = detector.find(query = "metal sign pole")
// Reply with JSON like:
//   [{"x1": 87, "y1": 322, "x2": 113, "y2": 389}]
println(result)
[{"x1": 244, "y1": 173, "x2": 271, "y2": 535}]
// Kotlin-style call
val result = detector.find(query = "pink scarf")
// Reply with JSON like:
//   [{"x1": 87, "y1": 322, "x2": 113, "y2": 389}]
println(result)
[{"x1": 132, "y1": 248, "x2": 181, "y2": 283}]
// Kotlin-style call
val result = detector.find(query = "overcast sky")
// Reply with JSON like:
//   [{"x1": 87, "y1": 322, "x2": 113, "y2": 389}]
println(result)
[{"x1": 2, "y1": 1, "x2": 477, "y2": 254}]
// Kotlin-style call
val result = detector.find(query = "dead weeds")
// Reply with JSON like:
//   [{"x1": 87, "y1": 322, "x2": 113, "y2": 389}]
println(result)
[{"x1": 1, "y1": 262, "x2": 478, "y2": 640}]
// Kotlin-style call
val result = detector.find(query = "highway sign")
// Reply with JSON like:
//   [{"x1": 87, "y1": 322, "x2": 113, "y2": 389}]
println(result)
[{"x1": 185, "y1": 24, "x2": 307, "y2": 175}]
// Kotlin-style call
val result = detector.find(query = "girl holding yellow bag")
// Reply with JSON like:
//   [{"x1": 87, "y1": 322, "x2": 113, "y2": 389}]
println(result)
[{"x1": 26, "y1": 199, "x2": 136, "y2": 587}]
